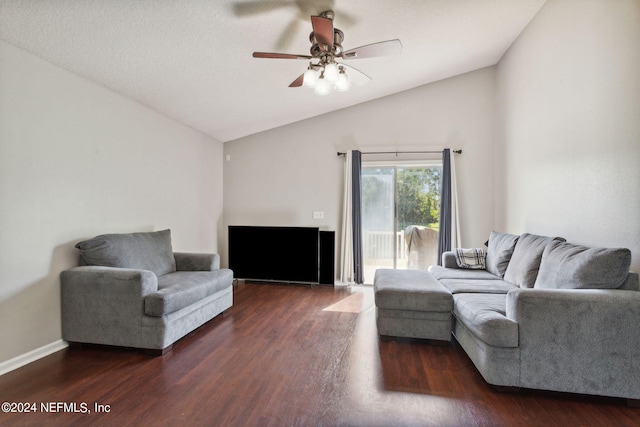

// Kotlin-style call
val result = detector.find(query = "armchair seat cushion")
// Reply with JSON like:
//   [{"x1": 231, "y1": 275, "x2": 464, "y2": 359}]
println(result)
[{"x1": 145, "y1": 269, "x2": 234, "y2": 316}]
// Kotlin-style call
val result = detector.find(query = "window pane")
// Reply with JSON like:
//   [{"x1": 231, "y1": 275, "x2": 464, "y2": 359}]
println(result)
[
  {"x1": 361, "y1": 168, "x2": 395, "y2": 281},
  {"x1": 397, "y1": 167, "x2": 441, "y2": 269}
]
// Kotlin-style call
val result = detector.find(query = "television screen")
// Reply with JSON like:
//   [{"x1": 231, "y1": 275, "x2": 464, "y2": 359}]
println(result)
[{"x1": 229, "y1": 226, "x2": 320, "y2": 284}]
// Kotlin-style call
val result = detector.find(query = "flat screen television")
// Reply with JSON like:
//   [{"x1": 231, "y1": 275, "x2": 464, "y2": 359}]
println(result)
[{"x1": 228, "y1": 226, "x2": 320, "y2": 284}]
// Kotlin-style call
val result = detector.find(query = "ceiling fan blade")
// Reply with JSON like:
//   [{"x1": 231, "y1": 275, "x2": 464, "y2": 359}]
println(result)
[
  {"x1": 311, "y1": 15, "x2": 334, "y2": 51},
  {"x1": 339, "y1": 63, "x2": 371, "y2": 87},
  {"x1": 289, "y1": 74, "x2": 305, "y2": 87},
  {"x1": 333, "y1": 9, "x2": 357, "y2": 27},
  {"x1": 274, "y1": 20, "x2": 302, "y2": 51},
  {"x1": 232, "y1": 1, "x2": 292, "y2": 17},
  {"x1": 253, "y1": 52, "x2": 312, "y2": 60},
  {"x1": 341, "y1": 39, "x2": 402, "y2": 59}
]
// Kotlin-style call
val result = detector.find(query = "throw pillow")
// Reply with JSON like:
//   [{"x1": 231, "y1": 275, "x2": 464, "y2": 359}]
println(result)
[
  {"x1": 503, "y1": 233, "x2": 565, "y2": 288},
  {"x1": 485, "y1": 231, "x2": 519, "y2": 278},
  {"x1": 75, "y1": 229, "x2": 176, "y2": 276},
  {"x1": 454, "y1": 248, "x2": 486, "y2": 269},
  {"x1": 534, "y1": 241, "x2": 631, "y2": 289}
]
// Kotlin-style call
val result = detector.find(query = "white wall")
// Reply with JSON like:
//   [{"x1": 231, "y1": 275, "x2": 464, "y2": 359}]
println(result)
[
  {"x1": 223, "y1": 67, "x2": 497, "y2": 279},
  {"x1": 0, "y1": 41, "x2": 224, "y2": 365},
  {"x1": 494, "y1": 0, "x2": 640, "y2": 272}
]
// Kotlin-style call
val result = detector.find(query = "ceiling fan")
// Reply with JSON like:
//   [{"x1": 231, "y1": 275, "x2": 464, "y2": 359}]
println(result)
[{"x1": 253, "y1": 10, "x2": 402, "y2": 95}]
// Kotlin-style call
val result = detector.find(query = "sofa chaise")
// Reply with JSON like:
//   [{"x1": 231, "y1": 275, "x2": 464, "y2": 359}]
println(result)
[
  {"x1": 374, "y1": 231, "x2": 640, "y2": 402},
  {"x1": 61, "y1": 229, "x2": 233, "y2": 354}
]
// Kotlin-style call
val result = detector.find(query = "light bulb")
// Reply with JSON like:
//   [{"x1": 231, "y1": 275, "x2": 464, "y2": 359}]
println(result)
[
  {"x1": 303, "y1": 67, "x2": 317, "y2": 87},
  {"x1": 314, "y1": 74, "x2": 330, "y2": 95},
  {"x1": 324, "y1": 63, "x2": 339, "y2": 82},
  {"x1": 334, "y1": 68, "x2": 349, "y2": 92}
]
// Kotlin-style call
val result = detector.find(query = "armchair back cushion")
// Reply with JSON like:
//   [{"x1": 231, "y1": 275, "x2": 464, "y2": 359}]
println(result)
[
  {"x1": 534, "y1": 241, "x2": 631, "y2": 290},
  {"x1": 75, "y1": 229, "x2": 176, "y2": 276}
]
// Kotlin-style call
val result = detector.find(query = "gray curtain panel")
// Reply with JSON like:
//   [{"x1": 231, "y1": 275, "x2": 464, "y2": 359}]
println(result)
[
  {"x1": 352, "y1": 150, "x2": 363, "y2": 284},
  {"x1": 437, "y1": 149, "x2": 451, "y2": 265}
]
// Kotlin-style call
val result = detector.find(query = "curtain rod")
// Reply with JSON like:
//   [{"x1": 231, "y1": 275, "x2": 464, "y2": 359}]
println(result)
[{"x1": 337, "y1": 149, "x2": 461, "y2": 156}]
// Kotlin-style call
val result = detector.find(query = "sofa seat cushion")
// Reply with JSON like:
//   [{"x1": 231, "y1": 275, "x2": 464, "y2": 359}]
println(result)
[
  {"x1": 440, "y1": 279, "x2": 517, "y2": 295},
  {"x1": 428, "y1": 265, "x2": 498, "y2": 281},
  {"x1": 145, "y1": 270, "x2": 233, "y2": 316},
  {"x1": 374, "y1": 269, "x2": 452, "y2": 313},
  {"x1": 534, "y1": 241, "x2": 632, "y2": 290},
  {"x1": 453, "y1": 293, "x2": 518, "y2": 348}
]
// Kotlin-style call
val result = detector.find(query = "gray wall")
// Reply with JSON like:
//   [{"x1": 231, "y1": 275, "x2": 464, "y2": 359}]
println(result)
[
  {"x1": 0, "y1": 40, "x2": 225, "y2": 366},
  {"x1": 494, "y1": 0, "x2": 640, "y2": 272}
]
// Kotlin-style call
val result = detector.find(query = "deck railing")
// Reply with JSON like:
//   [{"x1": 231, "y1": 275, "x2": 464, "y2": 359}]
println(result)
[{"x1": 363, "y1": 230, "x2": 407, "y2": 262}]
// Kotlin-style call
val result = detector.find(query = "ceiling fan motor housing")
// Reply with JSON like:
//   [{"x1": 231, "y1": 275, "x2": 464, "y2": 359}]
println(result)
[{"x1": 309, "y1": 28, "x2": 344, "y2": 62}]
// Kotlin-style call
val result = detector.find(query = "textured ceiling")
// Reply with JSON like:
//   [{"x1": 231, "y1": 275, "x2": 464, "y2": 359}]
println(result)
[{"x1": 0, "y1": 0, "x2": 546, "y2": 142}]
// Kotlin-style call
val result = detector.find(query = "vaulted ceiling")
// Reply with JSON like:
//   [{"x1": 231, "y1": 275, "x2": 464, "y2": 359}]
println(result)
[{"x1": 0, "y1": 0, "x2": 546, "y2": 142}]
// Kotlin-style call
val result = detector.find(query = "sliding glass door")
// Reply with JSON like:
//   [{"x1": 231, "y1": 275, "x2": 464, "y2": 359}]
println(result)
[{"x1": 361, "y1": 164, "x2": 441, "y2": 283}]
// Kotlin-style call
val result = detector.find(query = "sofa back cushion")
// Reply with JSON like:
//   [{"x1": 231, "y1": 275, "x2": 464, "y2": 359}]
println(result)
[
  {"x1": 503, "y1": 233, "x2": 565, "y2": 288},
  {"x1": 75, "y1": 229, "x2": 176, "y2": 276},
  {"x1": 485, "y1": 231, "x2": 519, "y2": 278},
  {"x1": 534, "y1": 241, "x2": 631, "y2": 289}
]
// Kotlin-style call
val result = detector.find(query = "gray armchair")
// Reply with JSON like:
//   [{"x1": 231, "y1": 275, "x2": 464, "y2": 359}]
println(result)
[{"x1": 61, "y1": 230, "x2": 233, "y2": 354}]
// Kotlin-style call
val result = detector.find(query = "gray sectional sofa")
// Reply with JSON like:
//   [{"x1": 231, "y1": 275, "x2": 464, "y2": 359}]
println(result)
[
  {"x1": 61, "y1": 229, "x2": 234, "y2": 354},
  {"x1": 374, "y1": 231, "x2": 640, "y2": 402}
]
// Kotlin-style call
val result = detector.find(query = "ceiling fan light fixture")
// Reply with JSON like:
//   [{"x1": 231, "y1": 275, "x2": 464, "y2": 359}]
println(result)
[
  {"x1": 334, "y1": 67, "x2": 349, "y2": 92},
  {"x1": 324, "y1": 62, "x2": 339, "y2": 82},
  {"x1": 314, "y1": 73, "x2": 330, "y2": 95},
  {"x1": 303, "y1": 65, "x2": 318, "y2": 87}
]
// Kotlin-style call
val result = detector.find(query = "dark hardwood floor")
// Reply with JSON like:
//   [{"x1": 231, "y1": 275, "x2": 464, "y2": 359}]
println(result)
[{"x1": 1, "y1": 282, "x2": 638, "y2": 426}]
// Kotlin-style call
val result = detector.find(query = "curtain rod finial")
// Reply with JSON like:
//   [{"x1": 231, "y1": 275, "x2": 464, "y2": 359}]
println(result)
[{"x1": 453, "y1": 149, "x2": 462, "y2": 154}]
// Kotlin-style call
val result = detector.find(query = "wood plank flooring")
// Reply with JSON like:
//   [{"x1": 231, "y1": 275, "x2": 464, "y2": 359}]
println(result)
[{"x1": 0, "y1": 282, "x2": 638, "y2": 426}]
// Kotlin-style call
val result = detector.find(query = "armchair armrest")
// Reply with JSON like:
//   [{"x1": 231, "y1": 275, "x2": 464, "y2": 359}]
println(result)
[
  {"x1": 506, "y1": 288, "x2": 640, "y2": 398},
  {"x1": 60, "y1": 266, "x2": 158, "y2": 346},
  {"x1": 174, "y1": 252, "x2": 220, "y2": 271}
]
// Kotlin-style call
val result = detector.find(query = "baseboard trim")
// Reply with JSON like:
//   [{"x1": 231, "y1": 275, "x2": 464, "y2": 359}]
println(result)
[{"x1": 0, "y1": 340, "x2": 68, "y2": 376}]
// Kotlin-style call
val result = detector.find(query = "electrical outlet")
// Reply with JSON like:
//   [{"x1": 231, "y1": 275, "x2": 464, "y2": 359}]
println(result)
[{"x1": 312, "y1": 211, "x2": 324, "y2": 220}]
